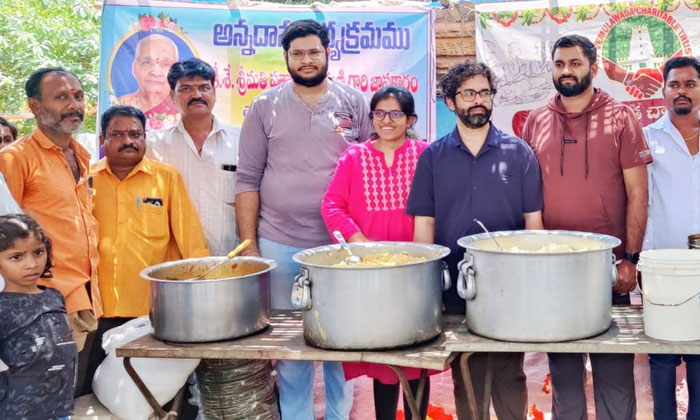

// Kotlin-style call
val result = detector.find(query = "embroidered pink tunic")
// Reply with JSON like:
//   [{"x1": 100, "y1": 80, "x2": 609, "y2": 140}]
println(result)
[{"x1": 321, "y1": 138, "x2": 436, "y2": 384}]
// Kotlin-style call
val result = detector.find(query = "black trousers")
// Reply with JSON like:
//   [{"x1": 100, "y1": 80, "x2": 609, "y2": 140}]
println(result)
[
  {"x1": 78, "y1": 317, "x2": 133, "y2": 396},
  {"x1": 374, "y1": 378, "x2": 431, "y2": 420}
]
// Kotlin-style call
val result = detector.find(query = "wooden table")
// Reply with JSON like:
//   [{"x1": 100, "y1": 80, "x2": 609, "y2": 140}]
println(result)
[
  {"x1": 117, "y1": 311, "x2": 460, "y2": 419},
  {"x1": 445, "y1": 305, "x2": 700, "y2": 354},
  {"x1": 445, "y1": 305, "x2": 700, "y2": 420},
  {"x1": 118, "y1": 306, "x2": 698, "y2": 420}
]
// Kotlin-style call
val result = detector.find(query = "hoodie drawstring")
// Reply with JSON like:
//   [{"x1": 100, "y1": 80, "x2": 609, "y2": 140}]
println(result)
[{"x1": 560, "y1": 113, "x2": 590, "y2": 179}]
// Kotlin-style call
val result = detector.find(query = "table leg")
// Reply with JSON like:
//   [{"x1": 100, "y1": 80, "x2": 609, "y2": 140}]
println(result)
[
  {"x1": 386, "y1": 365, "x2": 426, "y2": 419},
  {"x1": 169, "y1": 384, "x2": 186, "y2": 419},
  {"x1": 459, "y1": 352, "x2": 480, "y2": 420},
  {"x1": 123, "y1": 357, "x2": 170, "y2": 419},
  {"x1": 482, "y1": 353, "x2": 493, "y2": 420}
]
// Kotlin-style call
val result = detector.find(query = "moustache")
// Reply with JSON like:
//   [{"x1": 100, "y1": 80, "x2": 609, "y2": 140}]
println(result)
[
  {"x1": 118, "y1": 144, "x2": 139, "y2": 152},
  {"x1": 60, "y1": 111, "x2": 84, "y2": 121},
  {"x1": 467, "y1": 105, "x2": 489, "y2": 113},
  {"x1": 188, "y1": 98, "x2": 208, "y2": 106},
  {"x1": 558, "y1": 76, "x2": 578, "y2": 83},
  {"x1": 674, "y1": 95, "x2": 691, "y2": 103}
]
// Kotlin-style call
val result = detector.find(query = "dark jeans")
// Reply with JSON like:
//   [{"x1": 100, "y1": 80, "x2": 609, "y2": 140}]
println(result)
[
  {"x1": 374, "y1": 378, "x2": 431, "y2": 420},
  {"x1": 649, "y1": 354, "x2": 700, "y2": 420},
  {"x1": 74, "y1": 329, "x2": 96, "y2": 397},
  {"x1": 80, "y1": 317, "x2": 133, "y2": 396},
  {"x1": 451, "y1": 352, "x2": 527, "y2": 420}
]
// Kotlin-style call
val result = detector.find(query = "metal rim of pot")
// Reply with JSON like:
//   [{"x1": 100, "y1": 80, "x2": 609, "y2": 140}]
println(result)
[
  {"x1": 140, "y1": 256, "x2": 278, "y2": 282},
  {"x1": 457, "y1": 229, "x2": 621, "y2": 255},
  {"x1": 291, "y1": 241, "x2": 451, "y2": 269}
]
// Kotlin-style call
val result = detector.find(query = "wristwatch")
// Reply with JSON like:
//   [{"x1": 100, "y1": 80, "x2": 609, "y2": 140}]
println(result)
[{"x1": 624, "y1": 252, "x2": 640, "y2": 264}]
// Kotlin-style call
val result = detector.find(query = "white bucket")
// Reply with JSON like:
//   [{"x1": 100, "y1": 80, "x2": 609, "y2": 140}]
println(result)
[{"x1": 637, "y1": 249, "x2": 700, "y2": 341}]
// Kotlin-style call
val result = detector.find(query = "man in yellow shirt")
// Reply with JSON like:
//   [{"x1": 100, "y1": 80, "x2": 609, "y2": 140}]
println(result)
[{"x1": 86, "y1": 104, "x2": 208, "y2": 392}]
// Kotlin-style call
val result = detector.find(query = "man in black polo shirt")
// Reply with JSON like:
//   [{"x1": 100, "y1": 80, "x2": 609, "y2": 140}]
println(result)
[{"x1": 407, "y1": 61, "x2": 544, "y2": 420}]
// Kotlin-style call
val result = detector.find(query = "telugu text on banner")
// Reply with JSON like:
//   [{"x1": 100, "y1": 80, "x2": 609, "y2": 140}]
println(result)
[{"x1": 98, "y1": 0, "x2": 436, "y2": 140}]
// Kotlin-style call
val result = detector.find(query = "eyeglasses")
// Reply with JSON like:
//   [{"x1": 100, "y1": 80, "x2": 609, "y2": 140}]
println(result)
[
  {"x1": 106, "y1": 130, "x2": 145, "y2": 141},
  {"x1": 459, "y1": 89, "x2": 496, "y2": 102},
  {"x1": 288, "y1": 49, "x2": 325, "y2": 61},
  {"x1": 369, "y1": 110, "x2": 406, "y2": 121}
]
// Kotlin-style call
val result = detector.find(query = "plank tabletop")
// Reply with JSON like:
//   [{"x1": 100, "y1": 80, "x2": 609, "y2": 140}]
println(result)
[
  {"x1": 116, "y1": 310, "x2": 460, "y2": 370},
  {"x1": 445, "y1": 305, "x2": 700, "y2": 354}
]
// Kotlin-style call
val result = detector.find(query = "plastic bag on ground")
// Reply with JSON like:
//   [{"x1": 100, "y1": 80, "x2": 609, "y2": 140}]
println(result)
[{"x1": 92, "y1": 316, "x2": 200, "y2": 420}]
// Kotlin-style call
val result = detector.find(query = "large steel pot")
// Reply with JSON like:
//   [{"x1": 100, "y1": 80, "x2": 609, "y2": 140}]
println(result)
[
  {"x1": 457, "y1": 230, "x2": 620, "y2": 342},
  {"x1": 141, "y1": 256, "x2": 276, "y2": 343},
  {"x1": 291, "y1": 242, "x2": 451, "y2": 350}
]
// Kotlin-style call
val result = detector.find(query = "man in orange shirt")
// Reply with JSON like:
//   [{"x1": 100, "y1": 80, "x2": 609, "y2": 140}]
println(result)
[
  {"x1": 0, "y1": 67, "x2": 101, "y2": 396},
  {"x1": 85, "y1": 105, "x2": 208, "y2": 393}
]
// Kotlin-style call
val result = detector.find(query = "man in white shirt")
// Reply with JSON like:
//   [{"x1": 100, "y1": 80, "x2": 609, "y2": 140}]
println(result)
[
  {"x1": 147, "y1": 58, "x2": 240, "y2": 256},
  {"x1": 643, "y1": 55, "x2": 700, "y2": 420}
]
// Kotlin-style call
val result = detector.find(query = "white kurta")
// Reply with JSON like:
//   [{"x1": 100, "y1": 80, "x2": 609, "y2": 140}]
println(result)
[{"x1": 147, "y1": 117, "x2": 240, "y2": 256}]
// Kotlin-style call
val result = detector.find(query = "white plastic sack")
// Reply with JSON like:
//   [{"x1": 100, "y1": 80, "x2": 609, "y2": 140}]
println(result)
[{"x1": 92, "y1": 317, "x2": 200, "y2": 420}]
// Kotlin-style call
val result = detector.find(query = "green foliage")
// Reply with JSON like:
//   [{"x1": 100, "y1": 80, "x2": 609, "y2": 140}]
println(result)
[
  {"x1": 0, "y1": 0, "x2": 100, "y2": 136},
  {"x1": 478, "y1": 12, "x2": 492, "y2": 29},
  {"x1": 519, "y1": 9, "x2": 542, "y2": 26}
]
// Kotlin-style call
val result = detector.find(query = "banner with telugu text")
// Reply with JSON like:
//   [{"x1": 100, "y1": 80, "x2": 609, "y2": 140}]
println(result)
[
  {"x1": 474, "y1": 0, "x2": 700, "y2": 137},
  {"x1": 98, "y1": 0, "x2": 436, "y2": 140}
]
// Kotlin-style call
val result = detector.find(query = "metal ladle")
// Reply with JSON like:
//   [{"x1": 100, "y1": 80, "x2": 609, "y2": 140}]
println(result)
[
  {"x1": 191, "y1": 239, "x2": 251, "y2": 280},
  {"x1": 473, "y1": 219, "x2": 504, "y2": 251},
  {"x1": 333, "y1": 231, "x2": 363, "y2": 265}
]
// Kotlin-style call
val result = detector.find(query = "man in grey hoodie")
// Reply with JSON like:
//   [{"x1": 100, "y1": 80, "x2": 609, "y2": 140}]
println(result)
[{"x1": 521, "y1": 34, "x2": 651, "y2": 420}]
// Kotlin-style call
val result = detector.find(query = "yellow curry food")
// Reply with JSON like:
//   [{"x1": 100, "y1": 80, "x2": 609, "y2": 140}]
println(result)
[
  {"x1": 333, "y1": 252, "x2": 427, "y2": 267},
  {"x1": 163, "y1": 262, "x2": 264, "y2": 280}
]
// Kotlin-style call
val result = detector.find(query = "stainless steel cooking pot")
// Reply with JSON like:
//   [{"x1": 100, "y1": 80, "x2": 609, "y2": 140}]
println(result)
[
  {"x1": 457, "y1": 230, "x2": 620, "y2": 342},
  {"x1": 141, "y1": 256, "x2": 276, "y2": 343},
  {"x1": 291, "y1": 242, "x2": 451, "y2": 349}
]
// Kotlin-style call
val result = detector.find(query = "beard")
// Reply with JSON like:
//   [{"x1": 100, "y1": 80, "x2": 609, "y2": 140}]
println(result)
[
  {"x1": 673, "y1": 96, "x2": 693, "y2": 115},
  {"x1": 37, "y1": 108, "x2": 84, "y2": 134},
  {"x1": 553, "y1": 70, "x2": 593, "y2": 97},
  {"x1": 287, "y1": 58, "x2": 329, "y2": 88},
  {"x1": 456, "y1": 105, "x2": 492, "y2": 128}
]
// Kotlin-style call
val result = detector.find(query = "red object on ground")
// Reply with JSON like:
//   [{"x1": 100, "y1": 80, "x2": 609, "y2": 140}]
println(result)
[
  {"x1": 542, "y1": 373, "x2": 551, "y2": 394},
  {"x1": 528, "y1": 403, "x2": 545, "y2": 420},
  {"x1": 396, "y1": 404, "x2": 453, "y2": 420}
]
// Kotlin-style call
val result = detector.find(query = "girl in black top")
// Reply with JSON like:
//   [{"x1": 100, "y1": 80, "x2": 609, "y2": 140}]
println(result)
[{"x1": 0, "y1": 214, "x2": 77, "y2": 420}]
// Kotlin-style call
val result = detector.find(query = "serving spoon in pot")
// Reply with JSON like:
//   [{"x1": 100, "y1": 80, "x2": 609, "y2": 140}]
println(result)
[
  {"x1": 473, "y1": 218, "x2": 504, "y2": 251},
  {"x1": 333, "y1": 231, "x2": 363, "y2": 265},
  {"x1": 191, "y1": 239, "x2": 251, "y2": 280}
]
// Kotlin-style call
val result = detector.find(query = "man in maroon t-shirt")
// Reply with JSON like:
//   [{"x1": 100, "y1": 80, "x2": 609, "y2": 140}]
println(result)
[{"x1": 522, "y1": 34, "x2": 651, "y2": 420}]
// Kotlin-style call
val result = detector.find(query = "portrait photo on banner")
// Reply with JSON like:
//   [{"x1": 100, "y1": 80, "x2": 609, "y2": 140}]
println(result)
[{"x1": 107, "y1": 17, "x2": 199, "y2": 131}]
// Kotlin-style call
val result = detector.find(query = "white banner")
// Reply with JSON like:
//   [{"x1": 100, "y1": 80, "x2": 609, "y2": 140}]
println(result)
[{"x1": 475, "y1": 0, "x2": 700, "y2": 136}]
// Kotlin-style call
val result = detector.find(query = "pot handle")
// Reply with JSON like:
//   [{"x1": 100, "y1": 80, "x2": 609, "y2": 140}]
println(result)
[
  {"x1": 442, "y1": 261, "x2": 451, "y2": 291},
  {"x1": 611, "y1": 255, "x2": 618, "y2": 287},
  {"x1": 457, "y1": 254, "x2": 476, "y2": 300},
  {"x1": 291, "y1": 267, "x2": 312, "y2": 310}
]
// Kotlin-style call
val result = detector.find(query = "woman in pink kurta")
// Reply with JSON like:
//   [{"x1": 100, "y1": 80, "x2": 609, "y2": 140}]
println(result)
[{"x1": 321, "y1": 86, "x2": 434, "y2": 420}]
